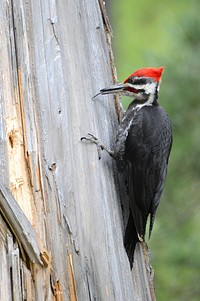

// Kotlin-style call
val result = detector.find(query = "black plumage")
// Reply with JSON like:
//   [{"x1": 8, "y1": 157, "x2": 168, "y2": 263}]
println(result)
[{"x1": 116, "y1": 102, "x2": 172, "y2": 266}]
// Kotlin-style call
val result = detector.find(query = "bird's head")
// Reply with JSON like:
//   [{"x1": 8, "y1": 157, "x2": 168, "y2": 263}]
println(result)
[{"x1": 94, "y1": 67, "x2": 164, "y2": 105}]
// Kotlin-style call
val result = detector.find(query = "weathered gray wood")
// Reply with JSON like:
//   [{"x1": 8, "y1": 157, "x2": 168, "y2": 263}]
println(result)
[
  {"x1": 21, "y1": 263, "x2": 35, "y2": 301},
  {"x1": 9, "y1": 239, "x2": 23, "y2": 301},
  {"x1": 0, "y1": 214, "x2": 36, "y2": 301},
  {"x1": 0, "y1": 217, "x2": 13, "y2": 300},
  {"x1": 0, "y1": 0, "x2": 156, "y2": 299}
]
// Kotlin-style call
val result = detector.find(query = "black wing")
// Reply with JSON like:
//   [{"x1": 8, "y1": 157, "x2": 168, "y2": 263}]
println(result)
[{"x1": 124, "y1": 106, "x2": 172, "y2": 239}]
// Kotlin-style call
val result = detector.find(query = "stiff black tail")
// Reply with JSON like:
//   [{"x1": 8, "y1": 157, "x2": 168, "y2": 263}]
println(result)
[{"x1": 124, "y1": 213, "x2": 139, "y2": 269}]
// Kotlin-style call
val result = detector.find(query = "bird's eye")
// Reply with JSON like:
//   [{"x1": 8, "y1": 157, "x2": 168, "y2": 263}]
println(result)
[
  {"x1": 129, "y1": 77, "x2": 148, "y2": 85},
  {"x1": 126, "y1": 78, "x2": 133, "y2": 84}
]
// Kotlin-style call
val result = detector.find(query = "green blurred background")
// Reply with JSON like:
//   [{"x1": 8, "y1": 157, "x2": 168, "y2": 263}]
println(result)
[{"x1": 109, "y1": 1, "x2": 200, "y2": 300}]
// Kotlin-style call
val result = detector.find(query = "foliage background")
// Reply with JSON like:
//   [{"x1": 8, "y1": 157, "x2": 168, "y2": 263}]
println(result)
[{"x1": 110, "y1": 1, "x2": 200, "y2": 300}]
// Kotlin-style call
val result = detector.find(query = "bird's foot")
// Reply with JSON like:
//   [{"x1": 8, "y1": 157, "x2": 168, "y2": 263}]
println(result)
[{"x1": 81, "y1": 133, "x2": 115, "y2": 160}]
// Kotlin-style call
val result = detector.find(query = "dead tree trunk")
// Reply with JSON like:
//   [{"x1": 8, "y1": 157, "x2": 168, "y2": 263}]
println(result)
[{"x1": 0, "y1": 0, "x2": 156, "y2": 300}]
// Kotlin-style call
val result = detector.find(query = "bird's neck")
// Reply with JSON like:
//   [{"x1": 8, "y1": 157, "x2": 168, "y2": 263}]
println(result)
[
  {"x1": 146, "y1": 91, "x2": 159, "y2": 106},
  {"x1": 128, "y1": 93, "x2": 159, "y2": 111}
]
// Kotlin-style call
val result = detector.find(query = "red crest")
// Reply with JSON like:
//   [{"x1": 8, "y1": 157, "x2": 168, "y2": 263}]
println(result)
[{"x1": 124, "y1": 67, "x2": 164, "y2": 83}]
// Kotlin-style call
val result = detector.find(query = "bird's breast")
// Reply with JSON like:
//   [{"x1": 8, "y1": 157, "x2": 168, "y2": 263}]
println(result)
[{"x1": 114, "y1": 105, "x2": 172, "y2": 163}]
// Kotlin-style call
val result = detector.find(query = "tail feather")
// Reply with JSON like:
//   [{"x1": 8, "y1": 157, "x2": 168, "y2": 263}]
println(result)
[
  {"x1": 149, "y1": 212, "x2": 156, "y2": 239},
  {"x1": 124, "y1": 213, "x2": 139, "y2": 269}
]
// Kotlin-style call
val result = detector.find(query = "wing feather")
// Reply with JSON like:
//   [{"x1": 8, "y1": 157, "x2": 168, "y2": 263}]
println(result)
[{"x1": 124, "y1": 106, "x2": 172, "y2": 239}]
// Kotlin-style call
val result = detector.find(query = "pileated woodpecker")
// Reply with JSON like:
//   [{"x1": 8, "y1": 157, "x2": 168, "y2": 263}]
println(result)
[{"x1": 81, "y1": 67, "x2": 172, "y2": 268}]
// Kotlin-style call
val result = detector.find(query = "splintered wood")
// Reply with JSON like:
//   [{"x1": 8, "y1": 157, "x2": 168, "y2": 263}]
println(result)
[{"x1": 68, "y1": 254, "x2": 77, "y2": 301}]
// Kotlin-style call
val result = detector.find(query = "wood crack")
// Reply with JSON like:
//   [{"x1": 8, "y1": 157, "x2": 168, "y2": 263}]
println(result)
[
  {"x1": 49, "y1": 17, "x2": 59, "y2": 45},
  {"x1": 98, "y1": 0, "x2": 123, "y2": 123}
]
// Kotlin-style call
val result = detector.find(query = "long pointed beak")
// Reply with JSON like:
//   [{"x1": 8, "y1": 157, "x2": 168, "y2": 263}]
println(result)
[{"x1": 93, "y1": 83, "x2": 125, "y2": 99}]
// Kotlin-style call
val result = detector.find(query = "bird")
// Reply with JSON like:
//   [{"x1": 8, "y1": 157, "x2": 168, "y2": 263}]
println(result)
[{"x1": 81, "y1": 67, "x2": 173, "y2": 268}]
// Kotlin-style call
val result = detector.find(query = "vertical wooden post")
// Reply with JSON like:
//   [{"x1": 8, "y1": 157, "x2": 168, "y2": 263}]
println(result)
[{"x1": 0, "y1": 0, "x2": 156, "y2": 299}]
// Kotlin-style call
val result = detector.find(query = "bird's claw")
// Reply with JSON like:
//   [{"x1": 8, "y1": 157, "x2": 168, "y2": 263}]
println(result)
[
  {"x1": 81, "y1": 133, "x2": 103, "y2": 159},
  {"x1": 81, "y1": 133, "x2": 98, "y2": 142},
  {"x1": 81, "y1": 133, "x2": 115, "y2": 160}
]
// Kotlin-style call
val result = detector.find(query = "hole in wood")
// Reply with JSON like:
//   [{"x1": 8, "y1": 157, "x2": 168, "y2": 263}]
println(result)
[{"x1": 9, "y1": 135, "x2": 14, "y2": 148}]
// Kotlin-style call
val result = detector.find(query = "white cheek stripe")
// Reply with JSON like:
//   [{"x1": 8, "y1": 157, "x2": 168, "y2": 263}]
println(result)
[
  {"x1": 124, "y1": 118, "x2": 133, "y2": 137},
  {"x1": 135, "y1": 97, "x2": 153, "y2": 110}
]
